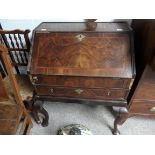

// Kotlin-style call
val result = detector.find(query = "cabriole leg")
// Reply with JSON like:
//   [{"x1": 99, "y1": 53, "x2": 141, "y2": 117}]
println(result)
[{"x1": 112, "y1": 106, "x2": 128, "y2": 135}]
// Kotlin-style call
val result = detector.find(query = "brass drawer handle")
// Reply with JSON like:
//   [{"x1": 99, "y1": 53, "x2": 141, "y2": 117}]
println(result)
[
  {"x1": 107, "y1": 90, "x2": 111, "y2": 96},
  {"x1": 50, "y1": 88, "x2": 54, "y2": 94},
  {"x1": 32, "y1": 76, "x2": 38, "y2": 84},
  {"x1": 74, "y1": 88, "x2": 84, "y2": 94},
  {"x1": 76, "y1": 34, "x2": 85, "y2": 42},
  {"x1": 33, "y1": 76, "x2": 38, "y2": 81},
  {"x1": 150, "y1": 107, "x2": 155, "y2": 112}
]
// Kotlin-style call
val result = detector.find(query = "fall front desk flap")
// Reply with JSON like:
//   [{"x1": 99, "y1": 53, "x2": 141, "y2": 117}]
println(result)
[{"x1": 29, "y1": 22, "x2": 135, "y2": 78}]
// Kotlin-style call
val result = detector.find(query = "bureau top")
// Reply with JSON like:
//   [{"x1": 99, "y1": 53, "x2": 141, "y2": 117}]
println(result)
[{"x1": 34, "y1": 22, "x2": 131, "y2": 32}]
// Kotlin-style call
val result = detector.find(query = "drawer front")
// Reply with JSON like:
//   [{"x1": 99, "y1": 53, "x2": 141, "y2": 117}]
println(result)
[
  {"x1": 134, "y1": 83, "x2": 155, "y2": 101},
  {"x1": 36, "y1": 86, "x2": 127, "y2": 100},
  {"x1": 32, "y1": 75, "x2": 130, "y2": 89},
  {"x1": 0, "y1": 120, "x2": 17, "y2": 134},
  {"x1": 129, "y1": 101, "x2": 155, "y2": 115}
]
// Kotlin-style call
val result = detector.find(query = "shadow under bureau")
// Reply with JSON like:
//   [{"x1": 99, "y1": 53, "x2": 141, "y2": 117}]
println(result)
[{"x1": 27, "y1": 21, "x2": 135, "y2": 128}]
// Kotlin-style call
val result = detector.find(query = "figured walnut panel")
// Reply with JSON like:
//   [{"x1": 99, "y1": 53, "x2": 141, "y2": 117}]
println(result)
[{"x1": 31, "y1": 33, "x2": 132, "y2": 78}]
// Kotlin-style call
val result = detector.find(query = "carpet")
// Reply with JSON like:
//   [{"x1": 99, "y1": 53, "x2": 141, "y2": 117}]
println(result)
[{"x1": 29, "y1": 102, "x2": 155, "y2": 135}]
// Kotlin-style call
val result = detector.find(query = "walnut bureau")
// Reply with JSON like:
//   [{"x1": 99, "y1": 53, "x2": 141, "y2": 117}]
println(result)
[{"x1": 28, "y1": 21, "x2": 135, "y2": 127}]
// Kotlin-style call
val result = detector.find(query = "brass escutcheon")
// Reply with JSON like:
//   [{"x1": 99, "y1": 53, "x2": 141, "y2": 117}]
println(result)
[
  {"x1": 74, "y1": 88, "x2": 84, "y2": 94},
  {"x1": 51, "y1": 88, "x2": 54, "y2": 94},
  {"x1": 76, "y1": 34, "x2": 85, "y2": 42}
]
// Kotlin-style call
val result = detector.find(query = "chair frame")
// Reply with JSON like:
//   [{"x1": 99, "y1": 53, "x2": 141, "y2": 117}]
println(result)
[{"x1": 0, "y1": 45, "x2": 32, "y2": 134}]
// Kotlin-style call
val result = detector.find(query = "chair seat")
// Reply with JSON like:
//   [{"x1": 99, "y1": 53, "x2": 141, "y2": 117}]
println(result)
[{"x1": 4, "y1": 75, "x2": 33, "y2": 101}]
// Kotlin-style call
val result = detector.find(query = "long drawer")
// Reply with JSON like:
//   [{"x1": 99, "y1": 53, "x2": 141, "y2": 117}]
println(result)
[
  {"x1": 35, "y1": 85, "x2": 128, "y2": 101},
  {"x1": 129, "y1": 100, "x2": 155, "y2": 115},
  {"x1": 32, "y1": 75, "x2": 131, "y2": 89}
]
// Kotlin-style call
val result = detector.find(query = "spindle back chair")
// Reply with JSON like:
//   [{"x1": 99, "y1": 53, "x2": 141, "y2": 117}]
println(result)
[
  {"x1": 0, "y1": 24, "x2": 6, "y2": 77},
  {"x1": 0, "y1": 28, "x2": 31, "y2": 74}
]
